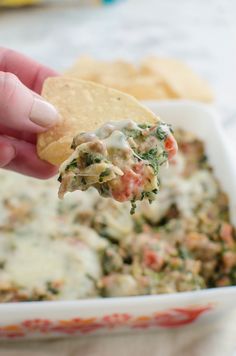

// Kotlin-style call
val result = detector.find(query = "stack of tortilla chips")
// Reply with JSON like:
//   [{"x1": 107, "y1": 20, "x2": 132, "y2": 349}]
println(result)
[{"x1": 64, "y1": 56, "x2": 213, "y2": 102}]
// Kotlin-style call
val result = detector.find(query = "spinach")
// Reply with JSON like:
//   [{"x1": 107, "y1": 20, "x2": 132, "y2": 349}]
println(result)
[
  {"x1": 136, "y1": 148, "x2": 168, "y2": 175},
  {"x1": 141, "y1": 189, "x2": 158, "y2": 203},
  {"x1": 102, "y1": 248, "x2": 123, "y2": 273},
  {"x1": 46, "y1": 281, "x2": 59, "y2": 295},
  {"x1": 168, "y1": 124, "x2": 174, "y2": 134},
  {"x1": 157, "y1": 151, "x2": 169, "y2": 165},
  {"x1": 98, "y1": 184, "x2": 110, "y2": 197},
  {"x1": 134, "y1": 219, "x2": 143, "y2": 233},
  {"x1": 99, "y1": 168, "x2": 111, "y2": 182},
  {"x1": 60, "y1": 158, "x2": 78, "y2": 182},
  {"x1": 178, "y1": 246, "x2": 191, "y2": 260},
  {"x1": 156, "y1": 125, "x2": 168, "y2": 141},
  {"x1": 130, "y1": 199, "x2": 137, "y2": 215},
  {"x1": 65, "y1": 158, "x2": 77, "y2": 172},
  {"x1": 84, "y1": 152, "x2": 102, "y2": 167},
  {"x1": 138, "y1": 148, "x2": 159, "y2": 174},
  {"x1": 156, "y1": 123, "x2": 174, "y2": 140},
  {"x1": 125, "y1": 129, "x2": 142, "y2": 139},
  {"x1": 138, "y1": 123, "x2": 151, "y2": 129},
  {"x1": 141, "y1": 191, "x2": 149, "y2": 201}
]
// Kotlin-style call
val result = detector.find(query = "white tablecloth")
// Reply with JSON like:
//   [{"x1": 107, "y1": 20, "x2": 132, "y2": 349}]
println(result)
[{"x1": 0, "y1": 1, "x2": 236, "y2": 355}]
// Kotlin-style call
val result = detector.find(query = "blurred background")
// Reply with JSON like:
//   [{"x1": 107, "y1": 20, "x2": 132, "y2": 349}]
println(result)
[{"x1": 0, "y1": 0, "x2": 236, "y2": 127}]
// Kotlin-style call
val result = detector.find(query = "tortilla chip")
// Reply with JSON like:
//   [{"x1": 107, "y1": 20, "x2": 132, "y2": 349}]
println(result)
[
  {"x1": 65, "y1": 57, "x2": 175, "y2": 100},
  {"x1": 37, "y1": 77, "x2": 160, "y2": 166},
  {"x1": 64, "y1": 56, "x2": 97, "y2": 81},
  {"x1": 100, "y1": 75, "x2": 176, "y2": 100},
  {"x1": 141, "y1": 57, "x2": 213, "y2": 102},
  {"x1": 65, "y1": 56, "x2": 213, "y2": 102},
  {"x1": 65, "y1": 56, "x2": 137, "y2": 82}
]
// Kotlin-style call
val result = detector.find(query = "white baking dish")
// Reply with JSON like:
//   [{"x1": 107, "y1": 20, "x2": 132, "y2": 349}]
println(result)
[{"x1": 0, "y1": 101, "x2": 235, "y2": 340}]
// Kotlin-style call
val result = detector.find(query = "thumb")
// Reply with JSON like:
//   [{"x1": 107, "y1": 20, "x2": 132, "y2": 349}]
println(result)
[{"x1": 0, "y1": 71, "x2": 60, "y2": 133}]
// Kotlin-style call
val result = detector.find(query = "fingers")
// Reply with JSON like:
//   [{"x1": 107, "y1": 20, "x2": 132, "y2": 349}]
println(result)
[
  {"x1": 0, "y1": 72, "x2": 60, "y2": 133},
  {"x1": 0, "y1": 48, "x2": 60, "y2": 178},
  {"x1": 0, "y1": 47, "x2": 58, "y2": 93},
  {"x1": 0, "y1": 141, "x2": 16, "y2": 168},
  {"x1": 0, "y1": 123, "x2": 36, "y2": 144},
  {"x1": 0, "y1": 136, "x2": 58, "y2": 179}
]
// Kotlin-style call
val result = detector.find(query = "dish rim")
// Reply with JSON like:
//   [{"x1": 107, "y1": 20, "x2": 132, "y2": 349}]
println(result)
[{"x1": 0, "y1": 286, "x2": 235, "y2": 312}]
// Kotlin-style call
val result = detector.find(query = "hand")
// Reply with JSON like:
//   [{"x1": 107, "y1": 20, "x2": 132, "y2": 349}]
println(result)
[{"x1": 0, "y1": 47, "x2": 60, "y2": 178}]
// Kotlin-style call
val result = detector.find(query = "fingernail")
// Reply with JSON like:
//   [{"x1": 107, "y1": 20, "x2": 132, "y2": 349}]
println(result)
[{"x1": 30, "y1": 98, "x2": 60, "y2": 128}]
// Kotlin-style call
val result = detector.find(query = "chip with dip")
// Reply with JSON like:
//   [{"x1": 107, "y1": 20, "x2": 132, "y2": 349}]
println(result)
[{"x1": 37, "y1": 77, "x2": 177, "y2": 212}]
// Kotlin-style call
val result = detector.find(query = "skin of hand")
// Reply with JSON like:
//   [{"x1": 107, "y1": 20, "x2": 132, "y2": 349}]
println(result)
[{"x1": 0, "y1": 47, "x2": 60, "y2": 178}]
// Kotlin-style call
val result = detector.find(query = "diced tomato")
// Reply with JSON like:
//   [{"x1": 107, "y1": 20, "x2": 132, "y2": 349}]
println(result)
[
  {"x1": 111, "y1": 168, "x2": 143, "y2": 202},
  {"x1": 220, "y1": 223, "x2": 234, "y2": 247},
  {"x1": 143, "y1": 250, "x2": 164, "y2": 271},
  {"x1": 164, "y1": 135, "x2": 178, "y2": 160},
  {"x1": 133, "y1": 161, "x2": 144, "y2": 174}
]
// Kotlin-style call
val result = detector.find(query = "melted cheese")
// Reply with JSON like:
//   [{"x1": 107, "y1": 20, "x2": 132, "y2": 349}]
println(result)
[
  {"x1": 103, "y1": 130, "x2": 131, "y2": 150},
  {"x1": 0, "y1": 171, "x2": 104, "y2": 300},
  {"x1": 138, "y1": 153, "x2": 218, "y2": 222},
  {"x1": 0, "y1": 129, "x2": 227, "y2": 300},
  {"x1": 95, "y1": 119, "x2": 140, "y2": 139}
]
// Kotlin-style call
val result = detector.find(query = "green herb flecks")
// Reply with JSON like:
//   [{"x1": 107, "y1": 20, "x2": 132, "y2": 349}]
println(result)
[
  {"x1": 157, "y1": 150, "x2": 169, "y2": 165},
  {"x1": 130, "y1": 189, "x2": 159, "y2": 215},
  {"x1": 137, "y1": 148, "x2": 159, "y2": 174},
  {"x1": 134, "y1": 148, "x2": 168, "y2": 175},
  {"x1": 141, "y1": 189, "x2": 159, "y2": 203},
  {"x1": 138, "y1": 123, "x2": 151, "y2": 129},
  {"x1": 178, "y1": 246, "x2": 191, "y2": 260},
  {"x1": 168, "y1": 124, "x2": 174, "y2": 134},
  {"x1": 155, "y1": 122, "x2": 174, "y2": 140},
  {"x1": 65, "y1": 158, "x2": 78, "y2": 172},
  {"x1": 98, "y1": 183, "x2": 110, "y2": 197},
  {"x1": 84, "y1": 152, "x2": 103, "y2": 167},
  {"x1": 99, "y1": 168, "x2": 111, "y2": 183},
  {"x1": 130, "y1": 199, "x2": 137, "y2": 215},
  {"x1": 134, "y1": 219, "x2": 144, "y2": 233},
  {"x1": 156, "y1": 125, "x2": 168, "y2": 141},
  {"x1": 124, "y1": 129, "x2": 142, "y2": 139},
  {"x1": 46, "y1": 281, "x2": 60, "y2": 295}
]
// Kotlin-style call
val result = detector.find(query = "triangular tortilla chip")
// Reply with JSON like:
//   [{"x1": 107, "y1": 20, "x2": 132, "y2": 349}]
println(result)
[
  {"x1": 141, "y1": 57, "x2": 213, "y2": 102},
  {"x1": 64, "y1": 56, "x2": 137, "y2": 82},
  {"x1": 37, "y1": 77, "x2": 160, "y2": 165}
]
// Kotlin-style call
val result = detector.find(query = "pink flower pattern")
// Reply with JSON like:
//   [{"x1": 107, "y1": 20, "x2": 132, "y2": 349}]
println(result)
[{"x1": 0, "y1": 304, "x2": 212, "y2": 339}]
